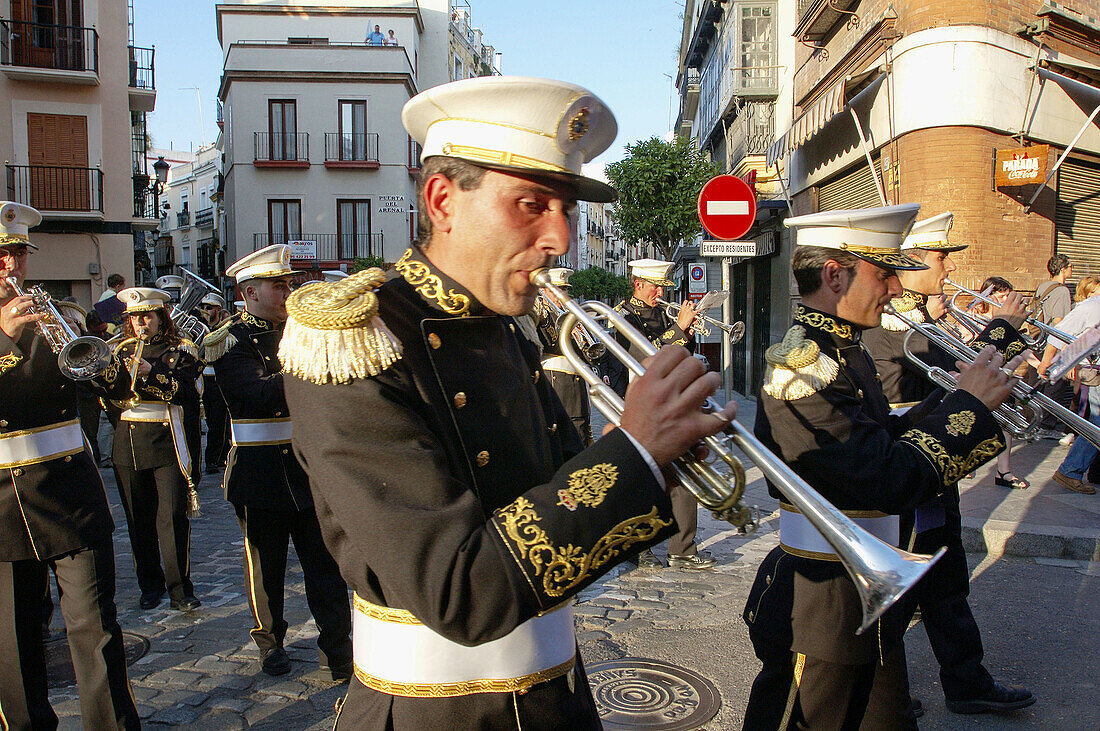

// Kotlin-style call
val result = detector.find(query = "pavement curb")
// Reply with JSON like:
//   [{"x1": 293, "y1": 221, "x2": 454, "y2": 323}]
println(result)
[{"x1": 961, "y1": 518, "x2": 1100, "y2": 561}]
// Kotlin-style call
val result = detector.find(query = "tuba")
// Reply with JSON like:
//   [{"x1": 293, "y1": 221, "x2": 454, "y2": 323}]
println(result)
[
  {"x1": 170, "y1": 268, "x2": 220, "y2": 350},
  {"x1": 4, "y1": 276, "x2": 112, "y2": 380}
]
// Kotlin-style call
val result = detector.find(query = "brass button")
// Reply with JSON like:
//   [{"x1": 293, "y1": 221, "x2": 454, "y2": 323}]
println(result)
[
  {"x1": 747, "y1": 611, "x2": 754, "y2": 622},
  {"x1": 162, "y1": 421, "x2": 169, "y2": 427},
  {"x1": 13, "y1": 468, "x2": 23, "y2": 476},
  {"x1": 509, "y1": 323, "x2": 516, "y2": 333},
  {"x1": 275, "y1": 411, "x2": 282, "y2": 417},
  {"x1": 129, "y1": 424, "x2": 136, "y2": 430},
  {"x1": 549, "y1": 423, "x2": 558, "y2": 433},
  {"x1": 533, "y1": 371, "x2": 540, "y2": 383},
  {"x1": 428, "y1": 333, "x2": 441, "y2": 349},
  {"x1": 475, "y1": 450, "x2": 490, "y2": 467},
  {"x1": 857, "y1": 389, "x2": 864, "y2": 399},
  {"x1": 63, "y1": 455, "x2": 72, "y2": 462},
  {"x1": 766, "y1": 574, "x2": 772, "y2": 585},
  {"x1": 0, "y1": 419, "x2": 7, "y2": 427},
  {"x1": 282, "y1": 448, "x2": 289, "y2": 455},
  {"x1": 453, "y1": 392, "x2": 467, "y2": 409}
]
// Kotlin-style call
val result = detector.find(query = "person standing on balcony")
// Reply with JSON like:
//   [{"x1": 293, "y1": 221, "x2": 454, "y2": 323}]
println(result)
[
  {"x1": 366, "y1": 24, "x2": 385, "y2": 45},
  {"x1": 385, "y1": 29, "x2": 399, "y2": 46}
]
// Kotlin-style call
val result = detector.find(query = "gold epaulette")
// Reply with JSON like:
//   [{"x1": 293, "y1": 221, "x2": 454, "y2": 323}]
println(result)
[
  {"x1": 179, "y1": 338, "x2": 200, "y2": 359},
  {"x1": 762, "y1": 326, "x2": 839, "y2": 400},
  {"x1": 201, "y1": 316, "x2": 238, "y2": 362},
  {"x1": 280, "y1": 268, "x2": 402, "y2": 385},
  {"x1": 880, "y1": 295, "x2": 923, "y2": 331}
]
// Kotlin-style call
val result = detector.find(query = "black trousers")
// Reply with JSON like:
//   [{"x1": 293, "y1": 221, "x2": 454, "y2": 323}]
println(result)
[
  {"x1": 77, "y1": 391, "x2": 103, "y2": 466},
  {"x1": 545, "y1": 370, "x2": 591, "y2": 446},
  {"x1": 201, "y1": 374, "x2": 230, "y2": 470},
  {"x1": 115, "y1": 463, "x2": 194, "y2": 601},
  {"x1": 234, "y1": 504, "x2": 352, "y2": 667},
  {"x1": 184, "y1": 399, "x2": 202, "y2": 487},
  {"x1": 0, "y1": 540, "x2": 139, "y2": 730},
  {"x1": 667, "y1": 483, "x2": 700, "y2": 556}
]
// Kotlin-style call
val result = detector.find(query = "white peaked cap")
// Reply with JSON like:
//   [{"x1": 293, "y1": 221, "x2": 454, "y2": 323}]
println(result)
[
  {"x1": 226, "y1": 244, "x2": 293, "y2": 284},
  {"x1": 785, "y1": 204, "x2": 927, "y2": 271}
]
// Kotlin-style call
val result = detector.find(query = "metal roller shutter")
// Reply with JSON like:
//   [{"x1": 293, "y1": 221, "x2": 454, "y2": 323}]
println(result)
[
  {"x1": 817, "y1": 158, "x2": 884, "y2": 212},
  {"x1": 1056, "y1": 159, "x2": 1100, "y2": 278}
]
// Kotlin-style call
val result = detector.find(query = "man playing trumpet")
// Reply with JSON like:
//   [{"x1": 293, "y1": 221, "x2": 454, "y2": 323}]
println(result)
[{"x1": 534, "y1": 267, "x2": 595, "y2": 445}]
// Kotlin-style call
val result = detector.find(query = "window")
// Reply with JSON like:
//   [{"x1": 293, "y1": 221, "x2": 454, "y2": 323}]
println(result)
[
  {"x1": 338, "y1": 100, "x2": 367, "y2": 161},
  {"x1": 453, "y1": 55, "x2": 463, "y2": 81},
  {"x1": 268, "y1": 100, "x2": 298, "y2": 160},
  {"x1": 268, "y1": 199, "x2": 302, "y2": 243},
  {"x1": 337, "y1": 199, "x2": 371, "y2": 259},
  {"x1": 737, "y1": 3, "x2": 776, "y2": 94}
]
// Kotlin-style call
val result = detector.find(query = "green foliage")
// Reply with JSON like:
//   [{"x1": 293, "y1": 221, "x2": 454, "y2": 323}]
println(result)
[
  {"x1": 605, "y1": 136, "x2": 718, "y2": 259},
  {"x1": 351, "y1": 255, "x2": 388, "y2": 272},
  {"x1": 567, "y1": 267, "x2": 631, "y2": 302}
]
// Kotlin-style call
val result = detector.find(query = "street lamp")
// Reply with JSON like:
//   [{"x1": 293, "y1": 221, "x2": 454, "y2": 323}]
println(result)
[{"x1": 152, "y1": 155, "x2": 169, "y2": 212}]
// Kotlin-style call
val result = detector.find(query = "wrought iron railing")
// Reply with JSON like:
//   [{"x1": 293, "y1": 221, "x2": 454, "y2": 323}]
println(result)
[
  {"x1": 128, "y1": 45, "x2": 154, "y2": 89},
  {"x1": 728, "y1": 101, "x2": 774, "y2": 168},
  {"x1": 254, "y1": 132, "x2": 309, "y2": 162},
  {"x1": 324, "y1": 132, "x2": 380, "y2": 163},
  {"x1": 194, "y1": 207, "x2": 214, "y2": 228},
  {"x1": 176, "y1": 210, "x2": 191, "y2": 227},
  {"x1": 253, "y1": 232, "x2": 383, "y2": 260},
  {"x1": 0, "y1": 20, "x2": 98, "y2": 73},
  {"x1": 133, "y1": 182, "x2": 157, "y2": 219},
  {"x1": 6, "y1": 165, "x2": 103, "y2": 212}
]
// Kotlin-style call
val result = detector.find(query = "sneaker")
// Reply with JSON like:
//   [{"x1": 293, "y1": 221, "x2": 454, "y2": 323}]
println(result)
[
  {"x1": 1059, "y1": 433, "x2": 1076, "y2": 447},
  {"x1": 1052, "y1": 470, "x2": 1096, "y2": 494},
  {"x1": 945, "y1": 681, "x2": 1035, "y2": 714},
  {"x1": 635, "y1": 549, "x2": 663, "y2": 569},
  {"x1": 668, "y1": 551, "x2": 717, "y2": 571},
  {"x1": 261, "y1": 647, "x2": 292, "y2": 676}
]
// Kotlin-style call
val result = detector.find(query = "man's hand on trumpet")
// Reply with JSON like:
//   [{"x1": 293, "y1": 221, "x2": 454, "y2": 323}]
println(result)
[
  {"x1": 617, "y1": 345, "x2": 737, "y2": 470},
  {"x1": 955, "y1": 346, "x2": 1024, "y2": 412},
  {"x1": 990, "y1": 290, "x2": 1026, "y2": 330},
  {"x1": 675, "y1": 300, "x2": 697, "y2": 334}
]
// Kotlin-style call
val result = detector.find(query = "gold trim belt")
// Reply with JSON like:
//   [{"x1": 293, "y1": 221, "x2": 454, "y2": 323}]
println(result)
[
  {"x1": 779, "y1": 503, "x2": 899, "y2": 561},
  {"x1": 231, "y1": 418, "x2": 293, "y2": 446},
  {"x1": 0, "y1": 419, "x2": 85, "y2": 469},
  {"x1": 351, "y1": 594, "x2": 576, "y2": 697}
]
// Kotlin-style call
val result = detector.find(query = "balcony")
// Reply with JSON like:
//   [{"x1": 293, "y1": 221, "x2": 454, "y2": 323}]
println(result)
[
  {"x1": 727, "y1": 101, "x2": 774, "y2": 170},
  {"x1": 132, "y1": 177, "x2": 160, "y2": 231},
  {"x1": 128, "y1": 45, "x2": 156, "y2": 112},
  {"x1": 216, "y1": 99, "x2": 224, "y2": 129},
  {"x1": 194, "y1": 207, "x2": 214, "y2": 228},
  {"x1": 796, "y1": 0, "x2": 860, "y2": 43},
  {"x1": 176, "y1": 210, "x2": 191, "y2": 227},
  {"x1": 253, "y1": 232, "x2": 383, "y2": 261},
  {"x1": 6, "y1": 165, "x2": 103, "y2": 215},
  {"x1": 324, "y1": 133, "x2": 380, "y2": 169},
  {"x1": 254, "y1": 132, "x2": 309, "y2": 167},
  {"x1": 0, "y1": 20, "x2": 98, "y2": 84}
]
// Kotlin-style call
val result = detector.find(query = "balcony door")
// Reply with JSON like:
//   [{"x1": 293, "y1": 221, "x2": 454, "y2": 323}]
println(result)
[
  {"x1": 337, "y1": 200, "x2": 370, "y2": 259},
  {"x1": 268, "y1": 100, "x2": 298, "y2": 161},
  {"x1": 11, "y1": 0, "x2": 85, "y2": 70},
  {"x1": 27, "y1": 112, "x2": 89, "y2": 210},
  {"x1": 338, "y1": 101, "x2": 367, "y2": 161},
  {"x1": 268, "y1": 200, "x2": 301, "y2": 245}
]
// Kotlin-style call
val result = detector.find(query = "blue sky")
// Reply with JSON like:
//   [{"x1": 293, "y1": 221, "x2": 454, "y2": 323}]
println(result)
[{"x1": 139, "y1": 0, "x2": 686, "y2": 166}]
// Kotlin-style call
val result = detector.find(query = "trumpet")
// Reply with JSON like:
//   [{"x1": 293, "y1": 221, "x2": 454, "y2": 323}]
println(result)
[
  {"x1": 112, "y1": 328, "x2": 148, "y2": 410},
  {"x1": 658, "y1": 298, "x2": 746, "y2": 343},
  {"x1": 884, "y1": 304, "x2": 1100, "y2": 450},
  {"x1": 946, "y1": 278, "x2": 1075, "y2": 349},
  {"x1": 534, "y1": 291, "x2": 605, "y2": 362},
  {"x1": 4, "y1": 276, "x2": 113, "y2": 380},
  {"x1": 533, "y1": 268, "x2": 945, "y2": 634}
]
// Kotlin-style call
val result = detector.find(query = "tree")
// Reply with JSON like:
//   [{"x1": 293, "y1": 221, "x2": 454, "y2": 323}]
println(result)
[
  {"x1": 351, "y1": 255, "x2": 387, "y2": 272},
  {"x1": 605, "y1": 136, "x2": 718, "y2": 260},
  {"x1": 567, "y1": 267, "x2": 631, "y2": 303}
]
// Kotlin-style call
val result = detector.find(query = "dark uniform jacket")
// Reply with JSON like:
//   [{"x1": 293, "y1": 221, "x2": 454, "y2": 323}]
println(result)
[
  {"x1": 608, "y1": 296, "x2": 695, "y2": 396},
  {"x1": 284, "y1": 248, "x2": 675, "y2": 725},
  {"x1": 214, "y1": 312, "x2": 311, "y2": 511},
  {"x1": 109, "y1": 335, "x2": 202, "y2": 470},
  {"x1": 0, "y1": 326, "x2": 130, "y2": 561},
  {"x1": 744, "y1": 305, "x2": 1011, "y2": 663}
]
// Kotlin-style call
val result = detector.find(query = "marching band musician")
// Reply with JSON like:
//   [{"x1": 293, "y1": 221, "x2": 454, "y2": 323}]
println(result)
[
  {"x1": 535, "y1": 267, "x2": 593, "y2": 445},
  {"x1": 279, "y1": 76, "x2": 736, "y2": 729},
  {"x1": 610, "y1": 259, "x2": 713, "y2": 571},
  {"x1": 199, "y1": 292, "x2": 232, "y2": 475},
  {"x1": 109, "y1": 287, "x2": 202, "y2": 613},
  {"x1": 0, "y1": 201, "x2": 140, "y2": 729},
  {"x1": 741, "y1": 204, "x2": 1024, "y2": 730},
  {"x1": 861, "y1": 212, "x2": 1035, "y2": 722},
  {"x1": 213, "y1": 245, "x2": 352, "y2": 678}
]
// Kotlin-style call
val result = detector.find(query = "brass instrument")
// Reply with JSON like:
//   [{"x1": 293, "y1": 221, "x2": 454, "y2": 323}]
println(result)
[
  {"x1": 535, "y1": 291, "x2": 605, "y2": 362},
  {"x1": 113, "y1": 328, "x2": 148, "y2": 410},
  {"x1": 946, "y1": 278, "x2": 1076, "y2": 349},
  {"x1": 170, "y1": 268, "x2": 220, "y2": 350},
  {"x1": 4, "y1": 276, "x2": 112, "y2": 380},
  {"x1": 533, "y1": 268, "x2": 946, "y2": 634},
  {"x1": 657, "y1": 297, "x2": 746, "y2": 343},
  {"x1": 884, "y1": 304, "x2": 1100, "y2": 450}
]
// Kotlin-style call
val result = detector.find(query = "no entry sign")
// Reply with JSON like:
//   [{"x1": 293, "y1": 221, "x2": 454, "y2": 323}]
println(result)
[{"x1": 697, "y1": 175, "x2": 757, "y2": 241}]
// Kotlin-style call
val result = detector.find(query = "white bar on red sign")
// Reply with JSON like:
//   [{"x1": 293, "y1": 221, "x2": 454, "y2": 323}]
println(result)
[{"x1": 705, "y1": 201, "x2": 750, "y2": 216}]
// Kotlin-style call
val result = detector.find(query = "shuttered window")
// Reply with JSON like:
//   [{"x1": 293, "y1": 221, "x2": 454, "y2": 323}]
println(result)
[
  {"x1": 1056, "y1": 158, "x2": 1100, "y2": 279},
  {"x1": 817, "y1": 158, "x2": 884, "y2": 212}
]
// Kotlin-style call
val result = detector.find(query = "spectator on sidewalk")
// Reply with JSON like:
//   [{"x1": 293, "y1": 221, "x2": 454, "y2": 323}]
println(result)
[{"x1": 1034, "y1": 255, "x2": 1074, "y2": 437}]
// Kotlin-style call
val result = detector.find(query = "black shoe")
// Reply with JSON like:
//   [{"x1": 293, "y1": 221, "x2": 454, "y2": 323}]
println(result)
[
  {"x1": 261, "y1": 647, "x2": 292, "y2": 676},
  {"x1": 320, "y1": 661, "x2": 353, "y2": 681},
  {"x1": 169, "y1": 595, "x2": 201, "y2": 612},
  {"x1": 140, "y1": 591, "x2": 165, "y2": 610},
  {"x1": 668, "y1": 551, "x2": 717, "y2": 571},
  {"x1": 908, "y1": 697, "x2": 924, "y2": 719},
  {"x1": 945, "y1": 682, "x2": 1035, "y2": 714},
  {"x1": 636, "y1": 549, "x2": 663, "y2": 569}
]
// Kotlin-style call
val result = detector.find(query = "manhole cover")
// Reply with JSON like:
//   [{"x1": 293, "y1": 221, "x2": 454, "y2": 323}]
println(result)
[
  {"x1": 587, "y1": 658, "x2": 721, "y2": 730},
  {"x1": 46, "y1": 631, "x2": 149, "y2": 689}
]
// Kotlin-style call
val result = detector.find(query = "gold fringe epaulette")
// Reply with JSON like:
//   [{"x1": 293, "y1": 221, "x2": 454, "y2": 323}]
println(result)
[
  {"x1": 179, "y1": 338, "x2": 200, "y2": 360},
  {"x1": 762, "y1": 326, "x2": 839, "y2": 400},
  {"x1": 280, "y1": 268, "x2": 402, "y2": 385},
  {"x1": 201, "y1": 317, "x2": 238, "y2": 362},
  {"x1": 880, "y1": 295, "x2": 923, "y2": 331}
]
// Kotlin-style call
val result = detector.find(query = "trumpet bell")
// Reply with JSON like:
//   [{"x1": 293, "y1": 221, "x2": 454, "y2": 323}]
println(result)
[{"x1": 59, "y1": 336, "x2": 114, "y2": 381}]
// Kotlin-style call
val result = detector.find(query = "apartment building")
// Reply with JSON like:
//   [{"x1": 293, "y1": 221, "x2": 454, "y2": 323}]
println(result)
[
  {"x1": 676, "y1": 0, "x2": 796, "y2": 394},
  {"x1": 1, "y1": 0, "x2": 157, "y2": 307},
  {"x1": 770, "y1": 0, "x2": 1100, "y2": 289},
  {"x1": 148, "y1": 145, "x2": 221, "y2": 286},
  {"x1": 449, "y1": 0, "x2": 501, "y2": 80},
  {"x1": 217, "y1": 0, "x2": 504, "y2": 283}
]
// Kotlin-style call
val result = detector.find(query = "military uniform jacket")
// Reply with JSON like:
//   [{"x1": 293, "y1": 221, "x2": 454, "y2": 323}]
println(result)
[
  {"x1": 214, "y1": 312, "x2": 311, "y2": 511},
  {"x1": 285, "y1": 247, "x2": 675, "y2": 648},
  {"x1": 0, "y1": 326, "x2": 130, "y2": 561},
  {"x1": 608, "y1": 297, "x2": 695, "y2": 394},
  {"x1": 745, "y1": 306, "x2": 1007, "y2": 663},
  {"x1": 109, "y1": 335, "x2": 201, "y2": 470}
]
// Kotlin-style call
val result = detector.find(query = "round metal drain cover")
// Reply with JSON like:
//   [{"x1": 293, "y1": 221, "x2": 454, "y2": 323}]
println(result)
[
  {"x1": 46, "y1": 631, "x2": 149, "y2": 688},
  {"x1": 587, "y1": 658, "x2": 721, "y2": 730}
]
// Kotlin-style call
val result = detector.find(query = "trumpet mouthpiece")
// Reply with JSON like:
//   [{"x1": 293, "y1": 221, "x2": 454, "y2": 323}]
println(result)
[{"x1": 529, "y1": 268, "x2": 550, "y2": 287}]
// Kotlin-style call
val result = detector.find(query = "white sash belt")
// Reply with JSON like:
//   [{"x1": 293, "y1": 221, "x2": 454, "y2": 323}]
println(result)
[
  {"x1": 779, "y1": 503, "x2": 899, "y2": 560},
  {"x1": 120, "y1": 402, "x2": 193, "y2": 487},
  {"x1": 540, "y1": 355, "x2": 578, "y2": 375},
  {"x1": 0, "y1": 419, "x2": 85, "y2": 469},
  {"x1": 231, "y1": 418, "x2": 293, "y2": 446},
  {"x1": 121, "y1": 402, "x2": 170, "y2": 422},
  {"x1": 352, "y1": 594, "x2": 576, "y2": 697}
]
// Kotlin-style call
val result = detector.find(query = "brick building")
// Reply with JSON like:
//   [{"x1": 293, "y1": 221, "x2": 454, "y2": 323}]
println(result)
[{"x1": 770, "y1": 0, "x2": 1100, "y2": 292}]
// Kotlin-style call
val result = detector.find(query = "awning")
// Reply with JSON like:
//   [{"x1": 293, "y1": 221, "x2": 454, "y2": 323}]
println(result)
[
  {"x1": 766, "y1": 67, "x2": 886, "y2": 167},
  {"x1": 1025, "y1": 67, "x2": 1100, "y2": 208}
]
